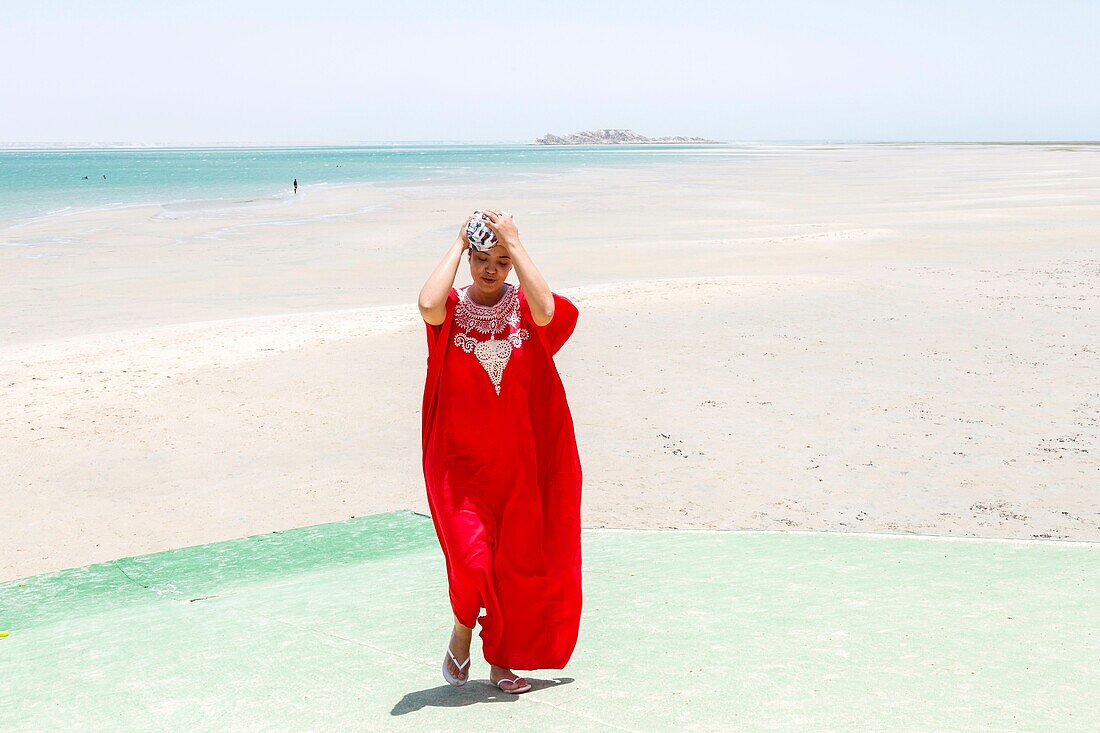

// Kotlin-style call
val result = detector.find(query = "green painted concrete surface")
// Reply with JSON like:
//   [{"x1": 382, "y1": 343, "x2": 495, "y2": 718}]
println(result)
[{"x1": 1, "y1": 510, "x2": 1097, "y2": 731}]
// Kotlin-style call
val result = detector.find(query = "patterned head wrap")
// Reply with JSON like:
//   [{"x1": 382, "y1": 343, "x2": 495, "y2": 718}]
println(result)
[{"x1": 465, "y1": 210, "x2": 510, "y2": 252}]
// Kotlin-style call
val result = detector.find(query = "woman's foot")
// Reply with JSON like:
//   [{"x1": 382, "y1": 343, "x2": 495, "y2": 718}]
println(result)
[
  {"x1": 489, "y1": 664, "x2": 531, "y2": 693},
  {"x1": 445, "y1": 624, "x2": 473, "y2": 684}
]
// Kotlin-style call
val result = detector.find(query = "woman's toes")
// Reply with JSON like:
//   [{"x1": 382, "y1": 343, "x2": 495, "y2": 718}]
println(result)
[
  {"x1": 452, "y1": 654, "x2": 468, "y2": 679},
  {"x1": 447, "y1": 641, "x2": 470, "y2": 680}
]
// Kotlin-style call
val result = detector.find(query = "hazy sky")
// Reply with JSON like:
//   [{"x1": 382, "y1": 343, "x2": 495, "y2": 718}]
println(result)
[{"x1": 2, "y1": 0, "x2": 1096, "y2": 143}]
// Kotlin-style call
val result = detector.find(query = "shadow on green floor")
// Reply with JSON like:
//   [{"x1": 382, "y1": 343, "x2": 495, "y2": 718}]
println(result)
[{"x1": 2, "y1": 510, "x2": 1098, "y2": 731}]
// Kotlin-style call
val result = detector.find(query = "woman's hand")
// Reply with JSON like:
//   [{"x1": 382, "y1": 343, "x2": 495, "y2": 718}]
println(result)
[
  {"x1": 455, "y1": 214, "x2": 474, "y2": 251},
  {"x1": 480, "y1": 209, "x2": 553, "y2": 324},
  {"x1": 482, "y1": 210, "x2": 520, "y2": 252}
]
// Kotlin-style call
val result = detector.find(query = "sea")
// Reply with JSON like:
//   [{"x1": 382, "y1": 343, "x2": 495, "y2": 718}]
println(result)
[{"x1": 0, "y1": 143, "x2": 741, "y2": 226}]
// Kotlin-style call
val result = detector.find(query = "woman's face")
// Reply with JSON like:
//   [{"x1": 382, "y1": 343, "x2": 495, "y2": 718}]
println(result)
[{"x1": 469, "y1": 247, "x2": 513, "y2": 295}]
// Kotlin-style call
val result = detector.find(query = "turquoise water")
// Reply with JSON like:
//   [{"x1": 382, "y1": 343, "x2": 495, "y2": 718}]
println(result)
[{"x1": 0, "y1": 143, "x2": 731, "y2": 224}]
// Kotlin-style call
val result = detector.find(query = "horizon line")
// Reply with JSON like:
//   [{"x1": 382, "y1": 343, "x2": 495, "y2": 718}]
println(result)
[{"x1": 2, "y1": 138, "x2": 1099, "y2": 151}]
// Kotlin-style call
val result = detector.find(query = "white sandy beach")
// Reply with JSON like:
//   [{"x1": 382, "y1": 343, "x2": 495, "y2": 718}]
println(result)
[{"x1": 2, "y1": 143, "x2": 1098, "y2": 581}]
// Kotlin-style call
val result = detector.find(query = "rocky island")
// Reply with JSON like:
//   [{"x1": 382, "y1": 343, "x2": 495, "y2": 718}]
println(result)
[{"x1": 534, "y1": 128, "x2": 719, "y2": 145}]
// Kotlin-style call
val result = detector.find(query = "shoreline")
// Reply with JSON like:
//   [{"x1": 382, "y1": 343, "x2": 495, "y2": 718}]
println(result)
[
  {"x1": 5, "y1": 140, "x2": 1097, "y2": 229},
  {"x1": 0, "y1": 168, "x2": 541, "y2": 232}
]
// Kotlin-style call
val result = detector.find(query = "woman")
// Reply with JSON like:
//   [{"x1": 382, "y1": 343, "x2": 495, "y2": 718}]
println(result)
[{"x1": 418, "y1": 209, "x2": 583, "y2": 694}]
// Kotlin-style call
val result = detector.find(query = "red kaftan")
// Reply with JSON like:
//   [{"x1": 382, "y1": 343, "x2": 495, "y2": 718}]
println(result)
[{"x1": 421, "y1": 282, "x2": 582, "y2": 670}]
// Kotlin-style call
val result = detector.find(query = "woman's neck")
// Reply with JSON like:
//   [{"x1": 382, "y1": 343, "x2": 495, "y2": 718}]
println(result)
[{"x1": 468, "y1": 282, "x2": 507, "y2": 306}]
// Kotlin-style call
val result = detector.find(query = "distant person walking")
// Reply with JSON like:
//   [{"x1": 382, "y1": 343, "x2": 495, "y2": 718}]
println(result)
[{"x1": 293, "y1": 178, "x2": 298, "y2": 194}]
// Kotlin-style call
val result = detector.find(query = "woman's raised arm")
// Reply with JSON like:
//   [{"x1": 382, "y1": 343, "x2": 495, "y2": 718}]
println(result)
[
  {"x1": 418, "y1": 217, "x2": 472, "y2": 325},
  {"x1": 481, "y1": 210, "x2": 554, "y2": 325}
]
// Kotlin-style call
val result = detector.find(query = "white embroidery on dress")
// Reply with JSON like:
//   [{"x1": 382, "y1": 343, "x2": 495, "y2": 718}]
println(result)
[
  {"x1": 453, "y1": 333, "x2": 479, "y2": 352},
  {"x1": 455, "y1": 283, "x2": 521, "y2": 335},
  {"x1": 453, "y1": 284, "x2": 530, "y2": 396},
  {"x1": 506, "y1": 330, "x2": 528, "y2": 348}
]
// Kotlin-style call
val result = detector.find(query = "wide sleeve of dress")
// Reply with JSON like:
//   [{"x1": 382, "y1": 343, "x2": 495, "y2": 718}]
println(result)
[
  {"x1": 424, "y1": 287, "x2": 459, "y2": 356},
  {"x1": 421, "y1": 287, "x2": 458, "y2": 453},
  {"x1": 518, "y1": 286, "x2": 579, "y2": 358}
]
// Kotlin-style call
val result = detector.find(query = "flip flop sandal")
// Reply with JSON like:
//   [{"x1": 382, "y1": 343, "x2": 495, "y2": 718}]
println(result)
[
  {"x1": 442, "y1": 631, "x2": 471, "y2": 687},
  {"x1": 492, "y1": 676, "x2": 532, "y2": 694}
]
